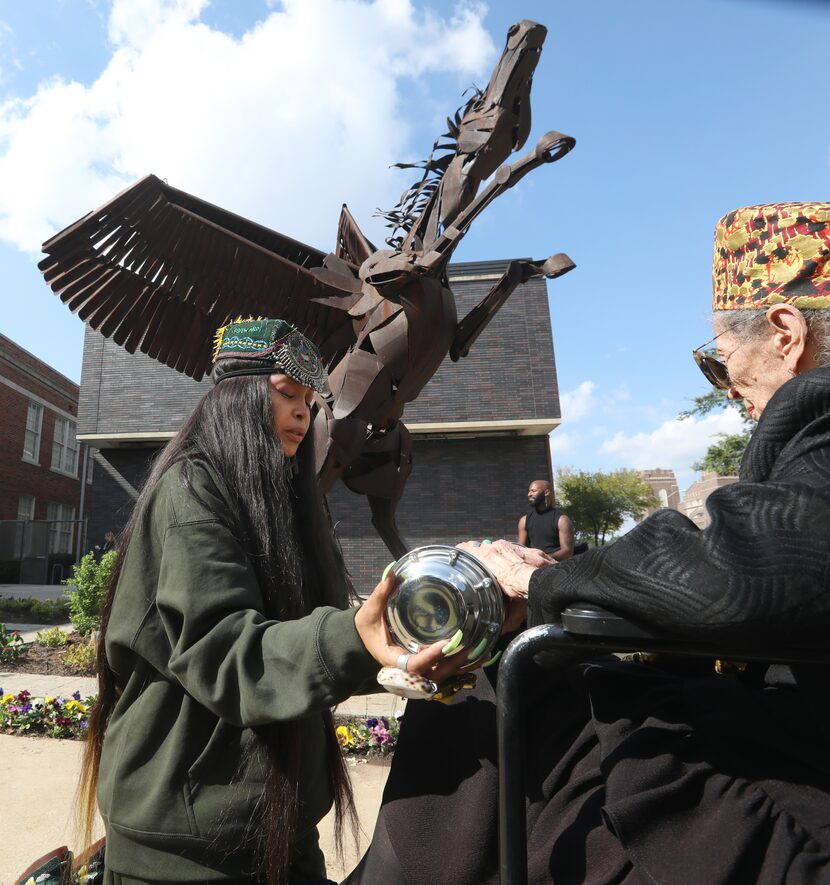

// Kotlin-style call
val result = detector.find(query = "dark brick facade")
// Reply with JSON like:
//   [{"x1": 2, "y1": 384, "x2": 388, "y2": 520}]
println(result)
[
  {"x1": 90, "y1": 435, "x2": 549, "y2": 595},
  {"x1": 329, "y1": 435, "x2": 550, "y2": 593},
  {"x1": 0, "y1": 334, "x2": 92, "y2": 523}
]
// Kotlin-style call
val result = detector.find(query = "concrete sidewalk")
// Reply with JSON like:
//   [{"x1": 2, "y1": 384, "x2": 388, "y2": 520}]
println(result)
[
  {"x1": 4, "y1": 621, "x2": 74, "y2": 643},
  {"x1": 0, "y1": 668, "x2": 401, "y2": 882},
  {"x1": 1, "y1": 615, "x2": 402, "y2": 878},
  {"x1": 0, "y1": 583, "x2": 68, "y2": 602},
  {"x1": 0, "y1": 734, "x2": 391, "y2": 884}
]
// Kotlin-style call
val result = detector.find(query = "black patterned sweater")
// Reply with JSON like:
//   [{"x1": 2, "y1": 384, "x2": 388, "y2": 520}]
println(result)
[{"x1": 529, "y1": 363, "x2": 830, "y2": 650}]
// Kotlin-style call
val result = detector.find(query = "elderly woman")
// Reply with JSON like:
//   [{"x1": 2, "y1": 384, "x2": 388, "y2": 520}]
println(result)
[{"x1": 347, "y1": 203, "x2": 830, "y2": 885}]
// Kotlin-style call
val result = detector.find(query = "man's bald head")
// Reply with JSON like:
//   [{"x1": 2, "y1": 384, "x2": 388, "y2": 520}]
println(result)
[{"x1": 527, "y1": 480, "x2": 553, "y2": 510}]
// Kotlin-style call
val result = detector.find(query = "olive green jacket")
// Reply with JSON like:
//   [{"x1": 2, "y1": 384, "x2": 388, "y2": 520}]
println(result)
[{"x1": 98, "y1": 458, "x2": 379, "y2": 881}]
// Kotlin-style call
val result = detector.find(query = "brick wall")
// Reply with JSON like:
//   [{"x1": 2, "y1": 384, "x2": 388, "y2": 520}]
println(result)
[
  {"x1": 0, "y1": 335, "x2": 92, "y2": 523},
  {"x1": 91, "y1": 435, "x2": 550, "y2": 595},
  {"x1": 329, "y1": 435, "x2": 550, "y2": 593},
  {"x1": 85, "y1": 449, "x2": 147, "y2": 549}
]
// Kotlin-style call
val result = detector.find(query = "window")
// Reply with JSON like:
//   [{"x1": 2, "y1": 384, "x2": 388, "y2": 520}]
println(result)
[
  {"x1": 86, "y1": 449, "x2": 94, "y2": 484},
  {"x1": 17, "y1": 495, "x2": 35, "y2": 521},
  {"x1": 52, "y1": 416, "x2": 79, "y2": 476},
  {"x1": 47, "y1": 502, "x2": 75, "y2": 554},
  {"x1": 23, "y1": 401, "x2": 43, "y2": 462}
]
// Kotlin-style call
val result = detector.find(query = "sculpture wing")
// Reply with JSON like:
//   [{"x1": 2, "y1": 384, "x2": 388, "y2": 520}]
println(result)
[{"x1": 39, "y1": 175, "x2": 358, "y2": 380}]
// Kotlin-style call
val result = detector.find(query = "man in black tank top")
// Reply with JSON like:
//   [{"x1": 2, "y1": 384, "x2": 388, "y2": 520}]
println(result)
[{"x1": 518, "y1": 479, "x2": 575, "y2": 560}]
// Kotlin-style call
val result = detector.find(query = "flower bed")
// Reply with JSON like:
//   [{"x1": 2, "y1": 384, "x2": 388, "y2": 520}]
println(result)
[
  {"x1": 1, "y1": 689, "x2": 401, "y2": 753},
  {"x1": 335, "y1": 714, "x2": 401, "y2": 756},
  {"x1": 0, "y1": 688, "x2": 93, "y2": 739}
]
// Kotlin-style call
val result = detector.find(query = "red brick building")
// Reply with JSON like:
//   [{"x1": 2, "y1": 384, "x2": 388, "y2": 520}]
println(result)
[
  {"x1": 637, "y1": 468, "x2": 681, "y2": 520},
  {"x1": 0, "y1": 333, "x2": 94, "y2": 580},
  {"x1": 678, "y1": 471, "x2": 739, "y2": 529}
]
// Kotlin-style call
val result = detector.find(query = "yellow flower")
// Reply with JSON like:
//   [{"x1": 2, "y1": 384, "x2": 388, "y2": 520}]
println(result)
[
  {"x1": 44, "y1": 696, "x2": 55, "y2": 704},
  {"x1": 1, "y1": 693, "x2": 14, "y2": 705},
  {"x1": 336, "y1": 725, "x2": 354, "y2": 748},
  {"x1": 65, "y1": 700, "x2": 88, "y2": 714}
]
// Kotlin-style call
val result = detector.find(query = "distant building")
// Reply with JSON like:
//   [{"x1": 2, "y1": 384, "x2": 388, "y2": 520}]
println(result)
[
  {"x1": 0, "y1": 333, "x2": 94, "y2": 582},
  {"x1": 637, "y1": 468, "x2": 680, "y2": 519},
  {"x1": 77, "y1": 258, "x2": 562, "y2": 594},
  {"x1": 679, "y1": 471, "x2": 739, "y2": 529}
]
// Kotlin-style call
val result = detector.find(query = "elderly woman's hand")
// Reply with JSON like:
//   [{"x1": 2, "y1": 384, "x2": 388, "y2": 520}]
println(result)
[{"x1": 457, "y1": 539, "x2": 554, "y2": 599}]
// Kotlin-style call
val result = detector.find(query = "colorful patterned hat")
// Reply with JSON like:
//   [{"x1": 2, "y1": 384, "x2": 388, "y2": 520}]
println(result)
[
  {"x1": 212, "y1": 317, "x2": 328, "y2": 394},
  {"x1": 713, "y1": 202, "x2": 830, "y2": 311}
]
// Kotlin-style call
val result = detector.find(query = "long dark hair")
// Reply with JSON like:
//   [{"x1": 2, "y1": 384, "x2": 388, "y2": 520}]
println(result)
[{"x1": 79, "y1": 360, "x2": 357, "y2": 883}]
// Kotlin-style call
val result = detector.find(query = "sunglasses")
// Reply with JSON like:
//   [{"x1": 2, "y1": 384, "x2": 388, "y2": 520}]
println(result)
[
  {"x1": 693, "y1": 341, "x2": 731, "y2": 390},
  {"x1": 692, "y1": 314, "x2": 759, "y2": 390}
]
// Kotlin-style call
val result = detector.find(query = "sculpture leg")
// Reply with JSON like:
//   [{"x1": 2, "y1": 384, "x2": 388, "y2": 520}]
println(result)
[
  {"x1": 313, "y1": 405, "x2": 368, "y2": 494},
  {"x1": 343, "y1": 422, "x2": 413, "y2": 560},
  {"x1": 367, "y1": 493, "x2": 410, "y2": 560}
]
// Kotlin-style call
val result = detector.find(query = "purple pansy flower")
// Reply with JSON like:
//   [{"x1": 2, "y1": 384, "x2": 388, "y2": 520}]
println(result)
[{"x1": 370, "y1": 725, "x2": 391, "y2": 745}]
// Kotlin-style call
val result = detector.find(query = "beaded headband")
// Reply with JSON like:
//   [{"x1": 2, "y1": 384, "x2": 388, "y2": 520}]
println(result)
[
  {"x1": 713, "y1": 203, "x2": 830, "y2": 311},
  {"x1": 212, "y1": 317, "x2": 328, "y2": 395}
]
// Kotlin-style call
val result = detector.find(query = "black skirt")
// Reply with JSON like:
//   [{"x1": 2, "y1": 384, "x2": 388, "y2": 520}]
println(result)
[{"x1": 345, "y1": 658, "x2": 830, "y2": 885}]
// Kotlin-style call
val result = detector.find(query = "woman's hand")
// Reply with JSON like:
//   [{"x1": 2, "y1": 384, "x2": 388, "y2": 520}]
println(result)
[
  {"x1": 457, "y1": 539, "x2": 553, "y2": 599},
  {"x1": 354, "y1": 573, "x2": 485, "y2": 682}
]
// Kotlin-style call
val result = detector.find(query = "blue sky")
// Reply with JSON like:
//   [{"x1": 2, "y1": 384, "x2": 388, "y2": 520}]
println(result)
[{"x1": 0, "y1": 0, "x2": 828, "y2": 492}]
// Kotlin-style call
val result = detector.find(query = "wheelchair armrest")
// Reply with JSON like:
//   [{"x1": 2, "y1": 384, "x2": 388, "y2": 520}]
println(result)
[
  {"x1": 561, "y1": 603, "x2": 657, "y2": 640},
  {"x1": 559, "y1": 603, "x2": 830, "y2": 666}
]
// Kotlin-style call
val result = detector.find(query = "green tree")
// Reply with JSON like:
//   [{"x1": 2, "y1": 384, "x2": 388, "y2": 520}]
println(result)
[
  {"x1": 557, "y1": 468, "x2": 658, "y2": 547},
  {"x1": 691, "y1": 432, "x2": 748, "y2": 475},
  {"x1": 679, "y1": 350, "x2": 752, "y2": 476},
  {"x1": 65, "y1": 550, "x2": 117, "y2": 636}
]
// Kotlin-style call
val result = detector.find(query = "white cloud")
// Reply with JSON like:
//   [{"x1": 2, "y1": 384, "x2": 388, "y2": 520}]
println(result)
[
  {"x1": 559, "y1": 380, "x2": 632, "y2": 427},
  {"x1": 560, "y1": 380, "x2": 596, "y2": 422},
  {"x1": 549, "y1": 428, "x2": 576, "y2": 460},
  {"x1": 600, "y1": 408, "x2": 746, "y2": 489},
  {"x1": 0, "y1": 0, "x2": 495, "y2": 254}
]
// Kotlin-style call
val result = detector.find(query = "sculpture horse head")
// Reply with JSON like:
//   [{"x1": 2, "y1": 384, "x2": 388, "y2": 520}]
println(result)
[{"x1": 353, "y1": 20, "x2": 573, "y2": 297}]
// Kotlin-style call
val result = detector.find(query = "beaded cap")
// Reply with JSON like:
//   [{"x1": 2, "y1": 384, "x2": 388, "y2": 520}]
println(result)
[{"x1": 212, "y1": 317, "x2": 328, "y2": 394}]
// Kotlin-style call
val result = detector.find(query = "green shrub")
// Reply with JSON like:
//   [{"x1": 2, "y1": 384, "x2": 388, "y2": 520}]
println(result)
[
  {"x1": 35, "y1": 626, "x2": 68, "y2": 647},
  {"x1": 0, "y1": 597, "x2": 69, "y2": 624},
  {"x1": 65, "y1": 551, "x2": 117, "y2": 636},
  {"x1": 65, "y1": 639, "x2": 97, "y2": 673},
  {"x1": 2, "y1": 598, "x2": 65, "y2": 623}
]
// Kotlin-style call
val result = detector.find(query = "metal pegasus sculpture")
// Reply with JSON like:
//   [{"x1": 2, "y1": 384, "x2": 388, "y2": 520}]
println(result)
[{"x1": 38, "y1": 19, "x2": 575, "y2": 558}]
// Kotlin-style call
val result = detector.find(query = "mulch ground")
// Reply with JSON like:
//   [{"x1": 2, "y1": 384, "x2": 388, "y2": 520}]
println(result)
[{"x1": 2, "y1": 633, "x2": 96, "y2": 677}]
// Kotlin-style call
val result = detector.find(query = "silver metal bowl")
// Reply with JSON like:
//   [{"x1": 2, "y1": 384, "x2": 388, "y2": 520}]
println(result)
[{"x1": 386, "y1": 544, "x2": 505, "y2": 660}]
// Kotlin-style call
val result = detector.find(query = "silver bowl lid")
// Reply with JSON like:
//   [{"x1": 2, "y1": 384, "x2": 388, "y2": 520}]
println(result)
[{"x1": 386, "y1": 545, "x2": 505, "y2": 658}]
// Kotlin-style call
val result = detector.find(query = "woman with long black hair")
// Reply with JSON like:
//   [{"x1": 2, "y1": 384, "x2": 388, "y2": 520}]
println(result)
[{"x1": 79, "y1": 318, "x2": 470, "y2": 885}]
